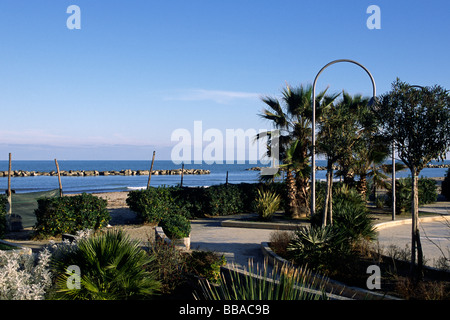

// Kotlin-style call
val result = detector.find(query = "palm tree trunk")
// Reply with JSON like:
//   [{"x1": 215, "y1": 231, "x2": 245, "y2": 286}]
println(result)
[{"x1": 286, "y1": 170, "x2": 300, "y2": 219}]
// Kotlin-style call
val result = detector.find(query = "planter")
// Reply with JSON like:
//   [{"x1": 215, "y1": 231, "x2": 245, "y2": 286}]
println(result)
[
  {"x1": 172, "y1": 236, "x2": 191, "y2": 251},
  {"x1": 155, "y1": 226, "x2": 190, "y2": 251}
]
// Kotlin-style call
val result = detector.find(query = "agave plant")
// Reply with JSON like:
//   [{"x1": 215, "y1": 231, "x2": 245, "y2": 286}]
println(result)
[
  {"x1": 254, "y1": 188, "x2": 281, "y2": 221},
  {"x1": 51, "y1": 229, "x2": 161, "y2": 300},
  {"x1": 195, "y1": 260, "x2": 329, "y2": 300},
  {"x1": 287, "y1": 225, "x2": 342, "y2": 274}
]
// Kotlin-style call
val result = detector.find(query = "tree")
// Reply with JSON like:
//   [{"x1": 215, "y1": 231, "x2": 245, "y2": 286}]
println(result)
[
  {"x1": 317, "y1": 91, "x2": 365, "y2": 225},
  {"x1": 376, "y1": 78, "x2": 450, "y2": 281},
  {"x1": 259, "y1": 84, "x2": 336, "y2": 218}
]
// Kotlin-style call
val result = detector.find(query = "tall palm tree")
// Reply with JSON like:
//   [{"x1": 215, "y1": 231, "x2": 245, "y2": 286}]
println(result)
[
  {"x1": 317, "y1": 91, "x2": 364, "y2": 225},
  {"x1": 259, "y1": 84, "x2": 336, "y2": 218}
]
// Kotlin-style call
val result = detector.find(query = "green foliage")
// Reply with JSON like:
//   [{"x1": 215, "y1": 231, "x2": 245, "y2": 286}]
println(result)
[
  {"x1": 159, "y1": 214, "x2": 191, "y2": 239},
  {"x1": 34, "y1": 193, "x2": 110, "y2": 237},
  {"x1": 51, "y1": 229, "x2": 161, "y2": 300},
  {"x1": 442, "y1": 168, "x2": 450, "y2": 200},
  {"x1": 288, "y1": 225, "x2": 344, "y2": 274},
  {"x1": 376, "y1": 79, "x2": 450, "y2": 171},
  {"x1": 126, "y1": 186, "x2": 179, "y2": 223},
  {"x1": 146, "y1": 240, "x2": 188, "y2": 294},
  {"x1": 187, "y1": 251, "x2": 226, "y2": 284},
  {"x1": 0, "y1": 195, "x2": 7, "y2": 239},
  {"x1": 254, "y1": 188, "x2": 281, "y2": 221},
  {"x1": 196, "y1": 261, "x2": 328, "y2": 300},
  {"x1": 386, "y1": 177, "x2": 438, "y2": 214}
]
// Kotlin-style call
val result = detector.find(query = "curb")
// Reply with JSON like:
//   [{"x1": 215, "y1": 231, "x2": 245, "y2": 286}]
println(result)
[
  {"x1": 0, "y1": 239, "x2": 33, "y2": 256},
  {"x1": 374, "y1": 215, "x2": 449, "y2": 231},
  {"x1": 221, "y1": 219, "x2": 307, "y2": 230}
]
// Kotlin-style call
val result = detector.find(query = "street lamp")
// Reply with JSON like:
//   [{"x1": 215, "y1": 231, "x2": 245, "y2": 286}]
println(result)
[{"x1": 311, "y1": 59, "x2": 377, "y2": 218}]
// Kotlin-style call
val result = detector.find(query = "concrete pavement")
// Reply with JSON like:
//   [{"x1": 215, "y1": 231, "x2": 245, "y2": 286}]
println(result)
[{"x1": 190, "y1": 203, "x2": 450, "y2": 270}]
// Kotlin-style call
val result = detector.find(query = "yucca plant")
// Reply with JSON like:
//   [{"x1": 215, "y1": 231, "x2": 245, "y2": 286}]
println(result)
[
  {"x1": 50, "y1": 229, "x2": 161, "y2": 300},
  {"x1": 254, "y1": 188, "x2": 281, "y2": 221},
  {"x1": 195, "y1": 260, "x2": 329, "y2": 300},
  {"x1": 287, "y1": 225, "x2": 343, "y2": 274}
]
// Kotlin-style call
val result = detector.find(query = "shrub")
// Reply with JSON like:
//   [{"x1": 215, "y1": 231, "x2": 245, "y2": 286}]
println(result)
[
  {"x1": 187, "y1": 251, "x2": 226, "y2": 284},
  {"x1": 204, "y1": 184, "x2": 243, "y2": 216},
  {"x1": 126, "y1": 187, "x2": 176, "y2": 223},
  {"x1": 0, "y1": 195, "x2": 7, "y2": 238},
  {"x1": 126, "y1": 186, "x2": 194, "y2": 222},
  {"x1": 50, "y1": 229, "x2": 161, "y2": 300},
  {"x1": 333, "y1": 201, "x2": 376, "y2": 242},
  {"x1": 386, "y1": 177, "x2": 438, "y2": 214},
  {"x1": 442, "y1": 169, "x2": 450, "y2": 200},
  {"x1": 0, "y1": 248, "x2": 53, "y2": 300},
  {"x1": 146, "y1": 240, "x2": 189, "y2": 294},
  {"x1": 34, "y1": 193, "x2": 110, "y2": 237},
  {"x1": 254, "y1": 188, "x2": 281, "y2": 221},
  {"x1": 159, "y1": 214, "x2": 191, "y2": 239},
  {"x1": 287, "y1": 225, "x2": 344, "y2": 274}
]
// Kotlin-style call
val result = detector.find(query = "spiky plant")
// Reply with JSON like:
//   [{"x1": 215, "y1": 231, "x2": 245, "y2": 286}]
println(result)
[
  {"x1": 195, "y1": 260, "x2": 329, "y2": 300},
  {"x1": 254, "y1": 188, "x2": 281, "y2": 221},
  {"x1": 51, "y1": 229, "x2": 161, "y2": 300}
]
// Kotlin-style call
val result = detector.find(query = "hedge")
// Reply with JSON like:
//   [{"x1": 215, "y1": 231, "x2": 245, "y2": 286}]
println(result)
[
  {"x1": 34, "y1": 193, "x2": 110, "y2": 237},
  {"x1": 0, "y1": 195, "x2": 7, "y2": 238},
  {"x1": 126, "y1": 183, "x2": 287, "y2": 220}
]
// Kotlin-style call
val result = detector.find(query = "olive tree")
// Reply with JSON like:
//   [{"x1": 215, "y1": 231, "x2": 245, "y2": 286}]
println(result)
[{"x1": 376, "y1": 78, "x2": 450, "y2": 280}]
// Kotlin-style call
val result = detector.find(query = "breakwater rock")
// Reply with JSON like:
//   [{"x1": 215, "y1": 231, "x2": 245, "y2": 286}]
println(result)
[{"x1": 0, "y1": 169, "x2": 210, "y2": 177}]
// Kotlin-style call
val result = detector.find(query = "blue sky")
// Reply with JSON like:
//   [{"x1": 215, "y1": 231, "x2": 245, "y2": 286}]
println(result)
[{"x1": 0, "y1": 0, "x2": 449, "y2": 160}]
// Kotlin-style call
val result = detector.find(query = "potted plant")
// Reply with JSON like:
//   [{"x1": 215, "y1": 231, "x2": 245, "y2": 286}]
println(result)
[{"x1": 159, "y1": 214, "x2": 191, "y2": 250}]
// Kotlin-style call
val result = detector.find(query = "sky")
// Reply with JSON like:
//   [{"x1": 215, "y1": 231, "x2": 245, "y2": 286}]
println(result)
[{"x1": 0, "y1": 0, "x2": 449, "y2": 161}]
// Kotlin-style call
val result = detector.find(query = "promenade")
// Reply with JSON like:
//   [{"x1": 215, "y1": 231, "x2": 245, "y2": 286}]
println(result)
[{"x1": 190, "y1": 202, "x2": 450, "y2": 269}]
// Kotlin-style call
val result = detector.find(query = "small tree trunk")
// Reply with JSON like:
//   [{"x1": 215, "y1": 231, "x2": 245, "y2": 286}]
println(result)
[
  {"x1": 322, "y1": 159, "x2": 333, "y2": 226},
  {"x1": 286, "y1": 170, "x2": 300, "y2": 219},
  {"x1": 410, "y1": 167, "x2": 423, "y2": 281}
]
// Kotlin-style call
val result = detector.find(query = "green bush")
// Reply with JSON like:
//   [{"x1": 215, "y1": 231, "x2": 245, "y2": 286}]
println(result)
[
  {"x1": 159, "y1": 214, "x2": 191, "y2": 239},
  {"x1": 126, "y1": 186, "x2": 186, "y2": 223},
  {"x1": 386, "y1": 177, "x2": 438, "y2": 214},
  {"x1": 126, "y1": 183, "x2": 287, "y2": 219},
  {"x1": 254, "y1": 188, "x2": 281, "y2": 221},
  {"x1": 442, "y1": 168, "x2": 450, "y2": 200},
  {"x1": 187, "y1": 251, "x2": 226, "y2": 284},
  {"x1": 288, "y1": 225, "x2": 345, "y2": 274},
  {"x1": 0, "y1": 195, "x2": 7, "y2": 238},
  {"x1": 34, "y1": 193, "x2": 110, "y2": 237},
  {"x1": 50, "y1": 229, "x2": 160, "y2": 300},
  {"x1": 204, "y1": 184, "x2": 243, "y2": 216}
]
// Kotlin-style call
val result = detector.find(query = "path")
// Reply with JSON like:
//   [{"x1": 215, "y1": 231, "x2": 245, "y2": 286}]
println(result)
[{"x1": 189, "y1": 216, "x2": 275, "y2": 268}]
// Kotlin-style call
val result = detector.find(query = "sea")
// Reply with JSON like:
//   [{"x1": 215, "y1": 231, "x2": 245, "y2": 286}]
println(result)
[{"x1": 0, "y1": 160, "x2": 449, "y2": 194}]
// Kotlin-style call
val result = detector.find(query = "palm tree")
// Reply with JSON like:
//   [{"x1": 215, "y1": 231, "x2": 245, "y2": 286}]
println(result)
[
  {"x1": 317, "y1": 92, "x2": 365, "y2": 225},
  {"x1": 259, "y1": 84, "x2": 337, "y2": 219}
]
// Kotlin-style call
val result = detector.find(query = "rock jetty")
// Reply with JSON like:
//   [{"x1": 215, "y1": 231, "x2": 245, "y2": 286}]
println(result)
[{"x1": 0, "y1": 169, "x2": 210, "y2": 177}]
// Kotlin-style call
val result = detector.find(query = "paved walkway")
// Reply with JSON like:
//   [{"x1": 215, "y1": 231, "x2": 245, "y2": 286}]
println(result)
[{"x1": 190, "y1": 203, "x2": 450, "y2": 270}]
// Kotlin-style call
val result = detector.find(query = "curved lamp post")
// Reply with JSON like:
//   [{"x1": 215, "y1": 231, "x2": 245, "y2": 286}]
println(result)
[{"x1": 311, "y1": 59, "x2": 377, "y2": 218}]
